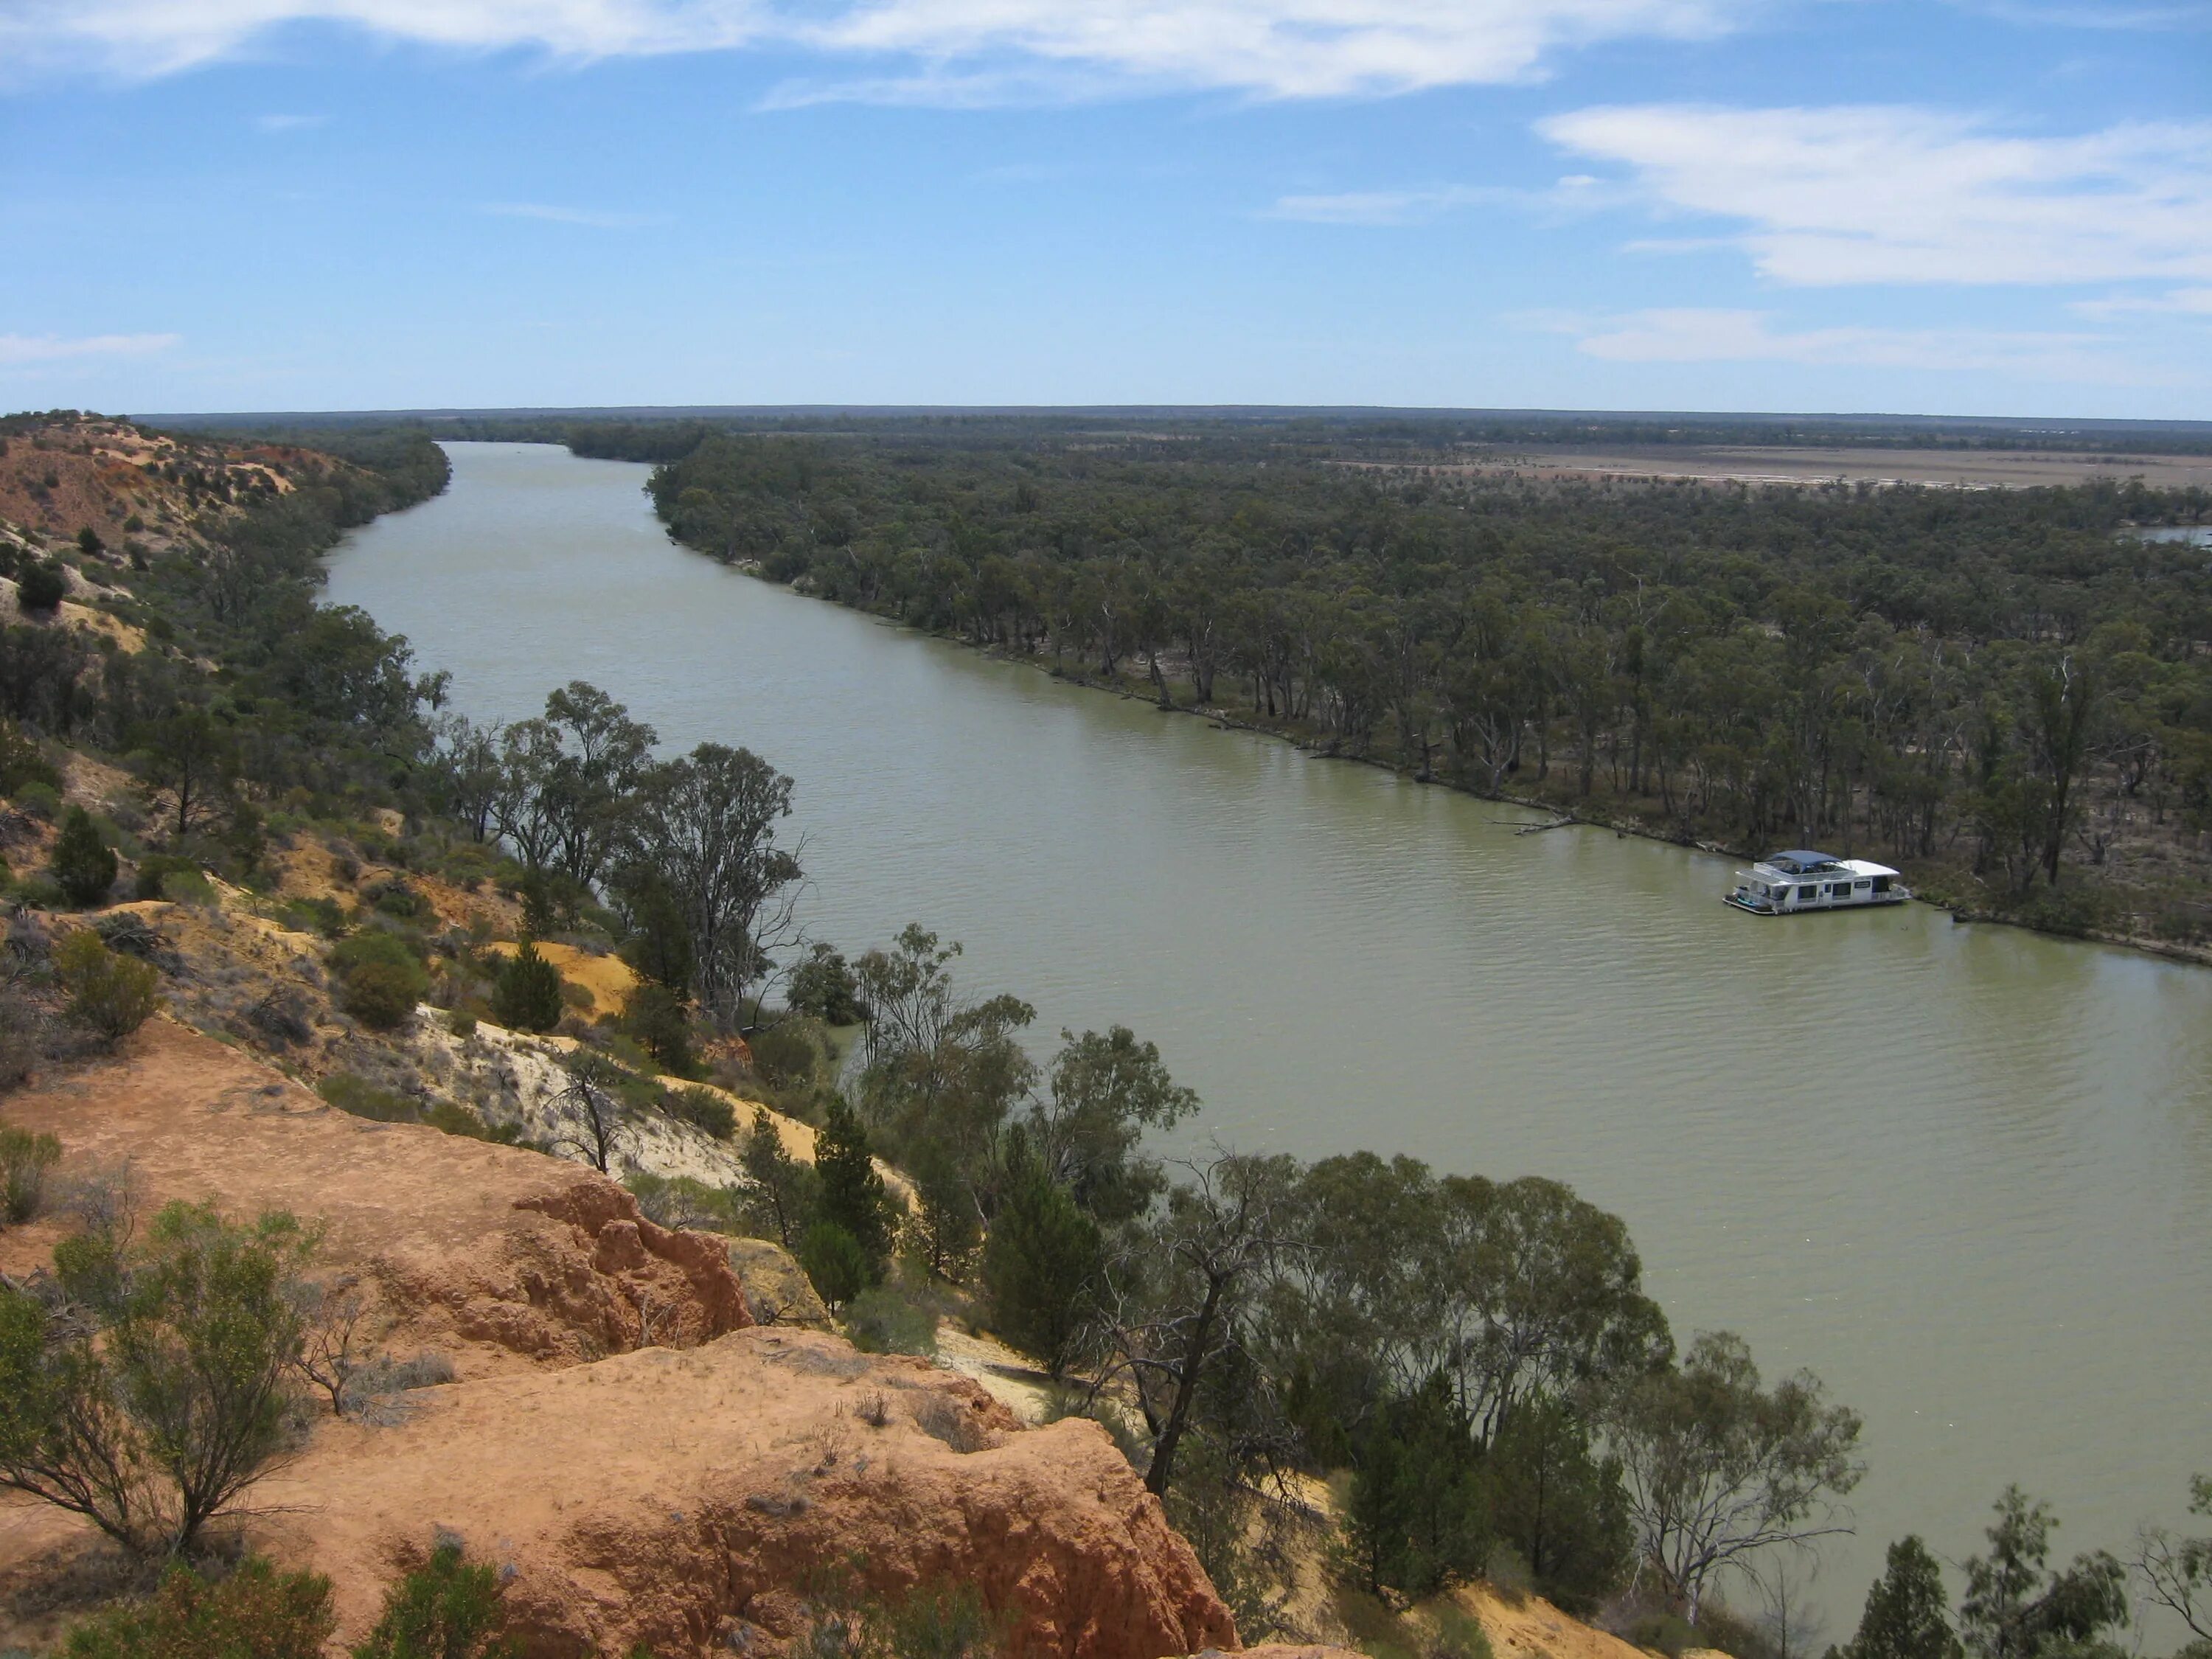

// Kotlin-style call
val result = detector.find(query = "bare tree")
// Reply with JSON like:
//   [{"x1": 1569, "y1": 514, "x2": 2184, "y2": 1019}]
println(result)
[
  {"x1": 550, "y1": 1054, "x2": 630, "y2": 1173},
  {"x1": 2135, "y1": 1475, "x2": 2212, "y2": 1641},
  {"x1": 292, "y1": 1273, "x2": 368, "y2": 1416},
  {"x1": 1607, "y1": 1330, "x2": 1863, "y2": 1624},
  {"x1": 1089, "y1": 1148, "x2": 1304, "y2": 1497}
]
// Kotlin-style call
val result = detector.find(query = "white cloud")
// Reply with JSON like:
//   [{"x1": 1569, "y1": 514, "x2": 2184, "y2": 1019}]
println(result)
[
  {"x1": 1267, "y1": 185, "x2": 1503, "y2": 226},
  {"x1": 1, "y1": 0, "x2": 1754, "y2": 97},
  {"x1": 1533, "y1": 306, "x2": 2155, "y2": 381},
  {"x1": 0, "y1": 333, "x2": 179, "y2": 366},
  {"x1": 254, "y1": 111, "x2": 329, "y2": 129},
  {"x1": 1538, "y1": 104, "x2": 2212, "y2": 285},
  {"x1": 2073, "y1": 286, "x2": 2212, "y2": 316},
  {"x1": 482, "y1": 201, "x2": 665, "y2": 227},
  {"x1": 1267, "y1": 173, "x2": 1626, "y2": 226}
]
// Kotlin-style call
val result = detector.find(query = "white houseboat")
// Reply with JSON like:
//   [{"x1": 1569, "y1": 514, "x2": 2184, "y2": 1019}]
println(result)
[{"x1": 1725, "y1": 849, "x2": 1910, "y2": 915}]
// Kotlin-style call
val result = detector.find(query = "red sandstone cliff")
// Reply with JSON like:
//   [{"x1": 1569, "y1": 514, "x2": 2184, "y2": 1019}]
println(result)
[{"x1": 0, "y1": 1021, "x2": 1234, "y2": 1658}]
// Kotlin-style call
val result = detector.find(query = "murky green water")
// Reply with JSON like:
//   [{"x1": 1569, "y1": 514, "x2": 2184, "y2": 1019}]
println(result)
[{"x1": 327, "y1": 442, "x2": 2212, "y2": 1632}]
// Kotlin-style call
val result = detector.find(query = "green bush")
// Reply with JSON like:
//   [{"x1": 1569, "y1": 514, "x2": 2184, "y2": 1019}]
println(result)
[
  {"x1": 0, "y1": 1201, "x2": 314, "y2": 1556},
  {"x1": 843, "y1": 1283, "x2": 939, "y2": 1357},
  {"x1": 620, "y1": 982, "x2": 697, "y2": 1076},
  {"x1": 349, "y1": 1537, "x2": 518, "y2": 1659},
  {"x1": 332, "y1": 930, "x2": 430, "y2": 1029},
  {"x1": 981, "y1": 1155, "x2": 1102, "y2": 1377},
  {"x1": 63, "y1": 1557, "x2": 336, "y2": 1659},
  {"x1": 133, "y1": 853, "x2": 201, "y2": 902},
  {"x1": 666, "y1": 1084, "x2": 736, "y2": 1140},
  {"x1": 53, "y1": 930, "x2": 161, "y2": 1043},
  {"x1": 344, "y1": 960, "x2": 427, "y2": 1029},
  {"x1": 490, "y1": 939, "x2": 563, "y2": 1033},
  {"x1": 15, "y1": 559, "x2": 66, "y2": 612},
  {"x1": 0, "y1": 719, "x2": 59, "y2": 797},
  {"x1": 0, "y1": 1124, "x2": 61, "y2": 1225},
  {"x1": 52, "y1": 806, "x2": 118, "y2": 908},
  {"x1": 367, "y1": 877, "x2": 423, "y2": 919},
  {"x1": 749, "y1": 1018, "x2": 826, "y2": 1089},
  {"x1": 14, "y1": 779, "x2": 60, "y2": 822},
  {"x1": 319, "y1": 1074, "x2": 417, "y2": 1123},
  {"x1": 799, "y1": 1219, "x2": 871, "y2": 1312},
  {"x1": 787, "y1": 942, "x2": 866, "y2": 1025}
]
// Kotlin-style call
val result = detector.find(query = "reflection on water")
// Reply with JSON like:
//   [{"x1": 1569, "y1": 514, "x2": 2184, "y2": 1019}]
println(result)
[{"x1": 328, "y1": 445, "x2": 2212, "y2": 1627}]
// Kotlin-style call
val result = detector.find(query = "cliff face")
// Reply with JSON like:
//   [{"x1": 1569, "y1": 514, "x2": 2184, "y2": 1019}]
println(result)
[
  {"x1": 256, "y1": 1331, "x2": 1232, "y2": 1658},
  {"x1": 0, "y1": 1021, "x2": 1235, "y2": 1658},
  {"x1": 0, "y1": 1020, "x2": 751, "y2": 1372}
]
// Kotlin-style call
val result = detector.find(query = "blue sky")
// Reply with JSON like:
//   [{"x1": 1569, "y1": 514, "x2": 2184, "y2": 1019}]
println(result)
[{"x1": 1, "y1": 0, "x2": 2208, "y2": 418}]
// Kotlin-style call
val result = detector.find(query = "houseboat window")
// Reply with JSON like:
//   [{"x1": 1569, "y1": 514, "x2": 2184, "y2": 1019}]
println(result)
[
  {"x1": 1798, "y1": 886, "x2": 1818, "y2": 902},
  {"x1": 1872, "y1": 875, "x2": 1891, "y2": 892},
  {"x1": 1854, "y1": 880, "x2": 1871, "y2": 891}
]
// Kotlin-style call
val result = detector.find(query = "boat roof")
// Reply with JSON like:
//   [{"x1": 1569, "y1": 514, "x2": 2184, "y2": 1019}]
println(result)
[{"x1": 1766, "y1": 849, "x2": 1840, "y2": 872}]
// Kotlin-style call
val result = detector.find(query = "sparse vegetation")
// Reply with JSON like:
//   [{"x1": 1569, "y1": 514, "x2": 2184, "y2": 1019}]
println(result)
[
  {"x1": 0, "y1": 1121, "x2": 60, "y2": 1224},
  {"x1": 51, "y1": 807, "x2": 117, "y2": 908},
  {"x1": 52, "y1": 929, "x2": 160, "y2": 1044},
  {"x1": 61, "y1": 1556, "x2": 338, "y2": 1659},
  {"x1": 0, "y1": 1201, "x2": 316, "y2": 1557}
]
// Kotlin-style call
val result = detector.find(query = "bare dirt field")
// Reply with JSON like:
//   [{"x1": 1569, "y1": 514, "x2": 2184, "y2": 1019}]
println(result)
[{"x1": 1362, "y1": 445, "x2": 2212, "y2": 490}]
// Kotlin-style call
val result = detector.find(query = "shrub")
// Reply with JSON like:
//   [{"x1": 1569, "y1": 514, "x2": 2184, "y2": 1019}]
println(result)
[
  {"x1": 0, "y1": 1201, "x2": 314, "y2": 1556},
  {"x1": 319, "y1": 1074, "x2": 417, "y2": 1123},
  {"x1": 490, "y1": 939, "x2": 563, "y2": 1033},
  {"x1": 0, "y1": 984, "x2": 43, "y2": 1091},
  {"x1": 344, "y1": 960, "x2": 427, "y2": 1029},
  {"x1": 133, "y1": 853, "x2": 201, "y2": 902},
  {"x1": 0, "y1": 1124, "x2": 61, "y2": 1225},
  {"x1": 350, "y1": 1537, "x2": 518, "y2": 1659},
  {"x1": 15, "y1": 559, "x2": 66, "y2": 612},
  {"x1": 621, "y1": 981, "x2": 696, "y2": 1076},
  {"x1": 15, "y1": 779, "x2": 60, "y2": 821},
  {"x1": 332, "y1": 930, "x2": 430, "y2": 1029},
  {"x1": 666, "y1": 1083, "x2": 736, "y2": 1140},
  {"x1": 843, "y1": 1283, "x2": 939, "y2": 1357},
  {"x1": 981, "y1": 1156, "x2": 1102, "y2": 1377},
  {"x1": 799, "y1": 1219, "x2": 870, "y2": 1312},
  {"x1": 0, "y1": 719, "x2": 60, "y2": 796},
  {"x1": 787, "y1": 942, "x2": 866, "y2": 1025},
  {"x1": 53, "y1": 929, "x2": 161, "y2": 1044},
  {"x1": 367, "y1": 877, "x2": 423, "y2": 919},
  {"x1": 749, "y1": 1017, "x2": 826, "y2": 1088},
  {"x1": 52, "y1": 806, "x2": 118, "y2": 907},
  {"x1": 63, "y1": 1557, "x2": 337, "y2": 1659},
  {"x1": 444, "y1": 1006, "x2": 479, "y2": 1039}
]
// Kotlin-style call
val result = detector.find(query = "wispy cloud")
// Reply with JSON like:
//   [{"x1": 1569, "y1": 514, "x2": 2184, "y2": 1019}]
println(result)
[
  {"x1": 1267, "y1": 173, "x2": 1625, "y2": 226},
  {"x1": 1526, "y1": 306, "x2": 2155, "y2": 381},
  {"x1": 1955, "y1": 0, "x2": 2211, "y2": 28},
  {"x1": 2073, "y1": 285, "x2": 2212, "y2": 316},
  {"x1": 1539, "y1": 104, "x2": 2212, "y2": 286},
  {"x1": 0, "y1": 332, "x2": 179, "y2": 366},
  {"x1": 1, "y1": 0, "x2": 1760, "y2": 98},
  {"x1": 254, "y1": 111, "x2": 327, "y2": 131},
  {"x1": 481, "y1": 201, "x2": 666, "y2": 229}
]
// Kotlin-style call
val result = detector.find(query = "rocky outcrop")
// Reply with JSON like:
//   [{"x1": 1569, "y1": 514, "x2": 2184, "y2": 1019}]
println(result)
[
  {"x1": 0, "y1": 1020, "x2": 748, "y2": 1372},
  {"x1": 257, "y1": 1330, "x2": 1233, "y2": 1658},
  {"x1": 1, "y1": 1024, "x2": 1238, "y2": 1659}
]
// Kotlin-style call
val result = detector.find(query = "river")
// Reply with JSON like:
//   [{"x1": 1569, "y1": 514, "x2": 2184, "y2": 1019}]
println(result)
[{"x1": 327, "y1": 442, "x2": 2212, "y2": 1635}]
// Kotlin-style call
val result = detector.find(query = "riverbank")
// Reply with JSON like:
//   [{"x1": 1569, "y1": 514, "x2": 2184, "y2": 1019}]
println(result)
[{"x1": 723, "y1": 555, "x2": 2212, "y2": 973}]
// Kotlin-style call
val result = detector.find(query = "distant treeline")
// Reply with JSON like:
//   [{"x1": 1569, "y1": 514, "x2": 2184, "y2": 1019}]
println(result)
[
  {"x1": 142, "y1": 405, "x2": 2212, "y2": 459},
  {"x1": 625, "y1": 424, "x2": 2212, "y2": 943}
]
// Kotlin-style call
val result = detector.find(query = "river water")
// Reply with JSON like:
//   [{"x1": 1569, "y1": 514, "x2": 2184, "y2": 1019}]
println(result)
[{"x1": 327, "y1": 442, "x2": 2212, "y2": 1634}]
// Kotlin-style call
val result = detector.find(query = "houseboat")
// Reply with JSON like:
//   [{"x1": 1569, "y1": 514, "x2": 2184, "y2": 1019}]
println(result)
[{"x1": 1725, "y1": 849, "x2": 1910, "y2": 914}]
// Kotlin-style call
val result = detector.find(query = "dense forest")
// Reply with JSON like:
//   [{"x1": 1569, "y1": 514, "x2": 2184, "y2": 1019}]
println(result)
[{"x1": 598, "y1": 422, "x2": 2212, "y2": 947}]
